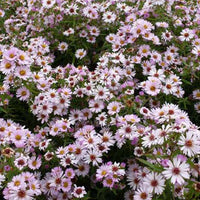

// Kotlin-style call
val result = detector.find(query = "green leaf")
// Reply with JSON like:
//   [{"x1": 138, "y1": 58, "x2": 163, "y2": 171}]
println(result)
[{"x1": 136, "y1": 158, "x2": 163, "y2": 172}]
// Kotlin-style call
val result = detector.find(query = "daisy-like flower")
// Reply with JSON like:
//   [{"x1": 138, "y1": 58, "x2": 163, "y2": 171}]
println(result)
[
  {"x1": 103, "y1": 11, "x2": 116, "y2": 23},
  {"x1": 72, "y1": 185, "x2": 87, "y2": 198},
  {"x1": 0, "y1": 60, "x2": 15, "y2": 74},
  {"x1": 11, "y1": 130, "x2": 27, "y2": 148},
  {"x1": 119, "y1": 124, "x2": 136, "y2": 140},
  {"x1": 162, "y1": 157, "x2": 190, "y2": 185},
  {"x1": 89, "y1": 26, "x2": 100, "y2": 36},
  {"x1": 84, "y1": 149, "x2": 102, "y2": 166},
  {"x1": 194, "y1": 102, "x2": 200, "y2": 114},
  {"x1": 14, "y1": 155, "x2": 28, "y2": 170},
  {"x1": 162, "y1": 79, "x2": 177, "y2": 95},
  {"x1": 143, "y1": 172, "x2": 165, "y2": 194},
  {"x1": 16, "y1": 87, "x2": 30, "y2": 101},
  {"x1": 75, "y1": 49, "x2": 87, "y2": 59},
  {"x1": 75, "y1": 162, "x2": 90, "y2": 177},
  {"x1": 7, "y1": 175, "x2": 26, "y2": 189},
  {"x1": 0, "y1": 174, "x2": 5, "y2": 189},
  {"x1": 94, "y1": 85, "x2": 110, "y2": 100},
  {"x1": 134, "y1": 185, "x2": 152, "y2": 200},
  {"x1": 63, "y1": 28, "x2": 74, "y2": 36},
  {"x1": 37, "y1": 101, "x2": 53, "y2": 115},
  {"x1": 61, "y1": 178, "x2": 72, "y2": 192},
  {"x1": 42, "y1": 0, "x2": 56, "y2": 9},
  {"x1": 3, "y1": 47, "x2": 18, "y2": 61},
  {"x1": 89, "y1": 100, "x2": 105, "y2": 113},
  {"x1": 107, "y1": 101, "x2": 122, "y2": 115},
  {"x1": 193, "y1": 89, "x2": 200, "y2": 100},
  {"x1": 103, "y1": 176, "x2": 115, "y2": 188},
  {"x1": 192, "y1": 46, "x2": 200, "y2": 57},
  {"x1": 142, "y1": 130, "x2": 159, "y2": 147},
  {"x1": 17, "y1": 51, "x2": 30, "y2": 65},
  {"x1": 56, "y1": 146, "x2": 68, "y2": 158},
  {"x1": 15, "y1": 66, "x2": 32, "y2": 80},
  {"x1": 58, "y1": 42, "x2": 68, "y2": 52},
  {"x1": 178, "y1": 131, "x2": 200, "y2": 157},
  {"x1": 179, "y1": 28, "x2": 195, "y2": 42},
  {"x1": 0, "y1": 9, "x2": 5, "y2": 17},
  {"x1": 156, "y1": 22, "x2": 169, "y2": 28},
  {"x1": 65, "y1": 168, "x2": 75, "y2": 179},
  {"x1": 9, "y1": 188, "x2": 33, "y2": 200},
  {"x1": 162, "y1": 31, "x2": 173, "y2": 41},
  {"x1": 28, "y1": 156, "x2": 41, "y2": 170},
  {"x1": 143, "y1": 78, "x2": 161, "y2": 96}
]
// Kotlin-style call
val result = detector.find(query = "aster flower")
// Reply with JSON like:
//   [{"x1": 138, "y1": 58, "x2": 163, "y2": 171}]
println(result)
[
  {"x1": 65, "y1": 168, "x2": 75, "y2": 179},
  {"x1": 42, "y1": 0, "x2": 56, "y2": 9},
  {"x1": 3, "y1": 47, "x2": 18, "y2": 61},
  {"x1": 14, "y1": 155, "x2": 28, "y2": 170},
  {"x1": 0, "y1": 60, "x2": 15, "y2": 74},
  {"x1": 103, "y1": 176, "x2": 115, "y2": 188},
  {"x1": 192, "y1": 46, "x2": 200, "y2": 56},
  {"x1": 178, "y1": 131, "x2": 200, "y2": 157},
  {"x1": 75, "y1": 49, "x2": 87, "y2": 59},
  {"x1": 16, "y1": 87, "x2": 30, "y2": 101},
  {"x1": 0, "y1": 174, "x2": 5, "y2": 189},
  {"x1": 15, "y1": 66, "x2": 32, "y2": 80},
  {"x1": 107, "y1": 101, "x2": 122, "y2": 115},
  {"x1": 179, "y1": 28, "x2": 195, "y2": 41},
  {"x1": 193, "y1": 89, "x2": 200, "y2": 100},
  {"x1": 134, "y1": 185, "x2": 152, "y2": 200},
  {"x1": 11, "y1": 130, "x2": 27, "y2": 148},
  {"x1": 89, "y1": 99, "x2": 105, "y2": 113},
  {"x1": 9, "y1": 187, "x2": 34, "y2": 200},
  {"x1": 58, "y1": 42, "x2": 68, "y2": 52},
  {"x1": 28, "y1": 156, "x2": 42, "y2": 170},
  {"x1": 103, "y1": 11, "x2": 116, "y2": 23},
  {"x1": 74, "y1": 162, "x2": 90, "y2": 177},
  {"x1": 194, "y1": 102, "x2": 200, "y2": 113},
  {"x1": 0, "y1": 9, "x2": 5, "y2": 17},
  {"x1": 143, "y1": 172, "x2": 165, "y2": 194},
  {"x1": 162, "y1": 157, "x2": 190, "y2": 185},
  {"x1": 84, "y1": 149, "x2": 102, "y2": 166},
  {"x1": 61, "y1": 178, "x2": 72, "y2": 192},
  {"x1": 72, "y1": 185, "x2": 87, "y2": 198}
]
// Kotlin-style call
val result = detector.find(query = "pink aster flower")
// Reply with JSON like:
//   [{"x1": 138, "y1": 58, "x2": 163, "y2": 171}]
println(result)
[
  {"x1": 0, "y1": 60, "x2": 15, "y2": 74},
  {"x1": 162, "y1": 157, "x2": 190, "y2": 185},
  {"x1": 11, "y1": 130, "x2": 27, "y2": 148},
  {"x1": 0, "y1": 174, "x2": 5, "y2": 189},
  {"x1": 143, "y1": 78, "x2": 161, "y2": 96},
  {"x1": 65, "y1": 168, "x2": 75, "y2": 179},
  {"x1": 0, "y1": 9, "x2": 5, "y2": 17},
  {"x1": 3, "y1": 47, "x2": 19, "y2": 61},
  {"x1": 72, "y1": 185, "x2": 87, "y2": 198},
  {"x1": 61, "y1": 178, "x2": 72, "y2": 192},
  {"x1": 16, "y1": 87, "x2": 30, "y2": 101},
  {"x1": 103, "y1": 176, "x2": 115, "y2": 188},
  {"x1": 107, "y1": 101, "x2": 122, "y2": 115},
  {"x1": 28, "y1": 156, "x2": 42, "y2": 170},
  {"x1": 42, "y1": 0, "x2": 56, "y2": 9},
  {"x1": 14, "y1": 155, "x2": 28, "y2": 170},
  {"x1": 9, "y1": 187, "x2": 33, "y2": 200},
  {"x1": 178, "y1": 131, "x2": 200, "y2": 157},
  {"x1": 134, "y1": 185, "x2": 152, "y2": 200},
  {"x1": 75, "y1": 49, "x2": 87, "y2": 59},
  {"x1": 15, "y1": 66, "x2": 32, "y2": 80},
  {"x1": 143, "y1": 172, "x2": 165, "y2": 194}
]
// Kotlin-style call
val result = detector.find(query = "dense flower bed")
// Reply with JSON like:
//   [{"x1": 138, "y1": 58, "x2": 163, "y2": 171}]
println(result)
[{"x1": 0, "y1": 0, "x2": 200, "y2": 199}]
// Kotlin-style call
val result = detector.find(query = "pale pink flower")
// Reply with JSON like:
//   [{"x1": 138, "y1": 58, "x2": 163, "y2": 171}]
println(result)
[
  {"x1": 162, "y1": 157, "x2": 190, "y2": 185},
  {"x1": 72, "y1": 185, "x2": 86, "y2": 198}
]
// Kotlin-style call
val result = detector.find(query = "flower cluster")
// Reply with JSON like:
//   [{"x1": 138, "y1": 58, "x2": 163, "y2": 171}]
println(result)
[{"x1": 0, "y1": 0, "x2": 200, "y2": 199}]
